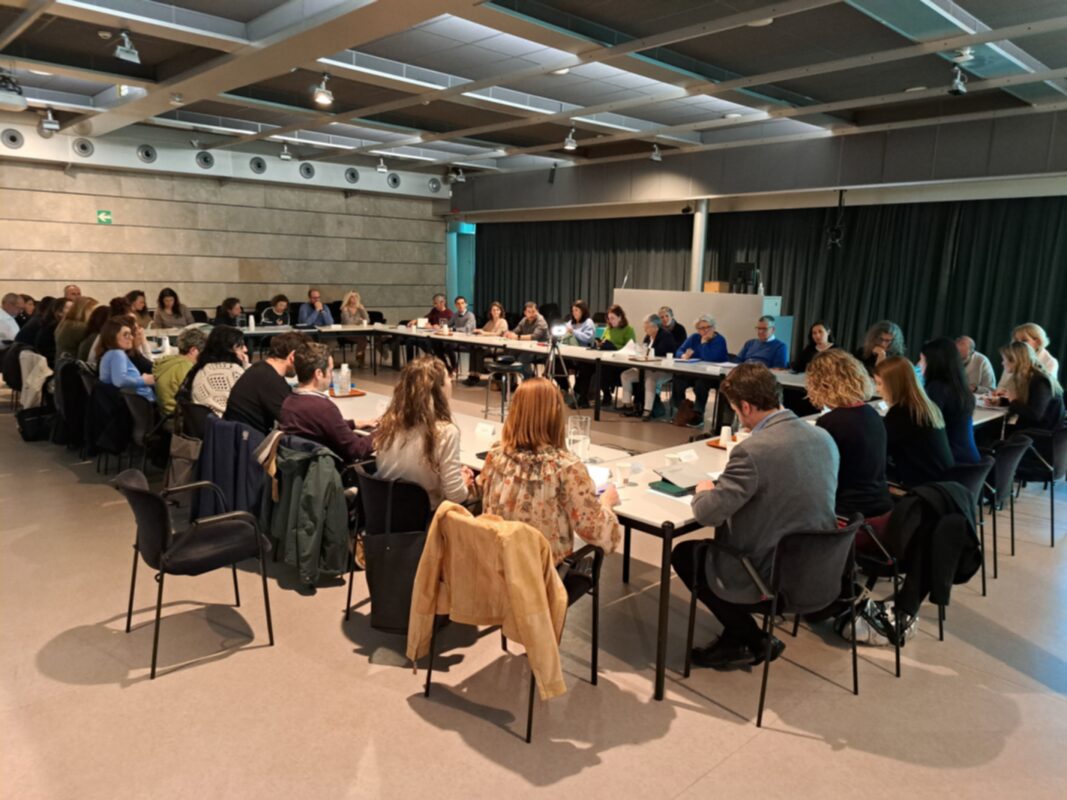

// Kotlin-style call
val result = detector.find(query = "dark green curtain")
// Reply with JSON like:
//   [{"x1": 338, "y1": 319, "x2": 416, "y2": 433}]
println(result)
[{"x1": 475, "y1": 196, "x2": 1067, "y2": 365}]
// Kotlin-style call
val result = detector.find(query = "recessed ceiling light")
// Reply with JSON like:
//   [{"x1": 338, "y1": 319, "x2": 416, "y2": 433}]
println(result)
[
  {"x1": 28, "y1": 69, "x2": 53, "y2": 76},
  {"x1": 551, "y1": 67, "x2": 570, "y2": 76},
  {"x1": 747, "y1": 18, "x2": 774, "y2": 27},
  {"x1": 97, "y1": 30, "x2": 113, "y2": 40},
  {"x1": 724, "y1": 112, "x2": 743, "y2": 119},
  {"x1": 904, "y1": 85, "x2": 927, "y2": 92}
]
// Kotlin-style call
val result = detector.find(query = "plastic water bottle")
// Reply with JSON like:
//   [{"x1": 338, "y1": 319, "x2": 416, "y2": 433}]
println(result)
[{"x1": 248, "y1": 314, "x2": 256, "y2": 331}]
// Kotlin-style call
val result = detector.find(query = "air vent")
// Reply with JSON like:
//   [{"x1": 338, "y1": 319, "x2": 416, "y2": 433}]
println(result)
[
  {"x1": 386, "y1": 172, "x2": 401, "y2": 189},
  {"x1": 299, "y1": 162, "x2": 315, "y2": 179},
  {"x1": 195, "y1": 151, "x2": 214, "y2": 169},
  {"x1": 72, "y1": 138, "x2": 94, "y2": 157},
  {"x1": 249, "y1": 156, "x2": 266, "y2": 174},
  {"x1": 1, "y1": 129, "x2": 24, "y2": 149},
  {"x1": 427, "y1": 177, "x2": 442, "y2": 193},
  {"x1": 344, "y1": 167, "x2": 359, "y2": 184},
  {"x1": 136, "y1": 144, "x2": 157, "y2": 164}
]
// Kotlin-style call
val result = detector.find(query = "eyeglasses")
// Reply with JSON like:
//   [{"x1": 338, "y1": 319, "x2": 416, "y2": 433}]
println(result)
[{"x1": 755, "y1": 326, "x2": 770, "y2": 332}]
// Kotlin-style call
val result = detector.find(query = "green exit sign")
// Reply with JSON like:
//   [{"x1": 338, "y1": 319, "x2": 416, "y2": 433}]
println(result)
[{"x1": 96, "y1": 210, "x2": 113, "y2": 224}]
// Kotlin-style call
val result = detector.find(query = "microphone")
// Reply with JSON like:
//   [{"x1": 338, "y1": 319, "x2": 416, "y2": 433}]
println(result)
[{"x1": 621, "y1": 268, "x2": 632, "y2": 289}]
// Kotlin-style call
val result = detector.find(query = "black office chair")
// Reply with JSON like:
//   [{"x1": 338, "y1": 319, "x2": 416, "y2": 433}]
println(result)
[
  {"x1": 368, "y1": 310, "x2": 385, "y2": 324},
  {"x1": 111, "y1": 469, "x2": 274, "y2": 679},
  {"x1": 982, "y1": 434, "x2": 1032, "y2": 570},
  {"x1": 121, "y1": 388, "x2": 170, "y2": 473},
  {"x1": 190, "y1": 309, "x2": 208, "y2": 324},
  {"x1": 347, "y1": 463, "x2": 433, "y2": 631},
  {"x1": 254, "y1": 300, "x2": 271, "y2": 320},
  {"x1": 1, "y1": 341, "x2": 31, "y2": 409},
  {"x1": 483, "y1": 358, "x2": 525, "y2": 421},
  {"x1": 944, "y1": 456, "x2": 995, "y2": 597},
  {"x1": 176, "y1": 399, "x2": 212, "y2": 440},
  {"x1": 424, "y1": 541, "x2": 605, "y2": 743},
  {"x1": 683, "y1": 519, "x2": 863, "y2": 727},
  {"x1": 1015, "y1": 425, "x2": 1067, "y2": 548}
]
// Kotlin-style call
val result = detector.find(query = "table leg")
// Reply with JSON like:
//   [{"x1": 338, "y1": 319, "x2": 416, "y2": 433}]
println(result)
[
  {"x1": 371, "y1": 332, "x2": 377, "y2": 376},
  {"x1": 594, "y1": 359, "x2": 602, "y2": 422},
  {"x1": 622, "y1": 525, "x2": 631, "y2": 583},
  {"x1": 655, "y1": 521, "x2": 675, "y2": 701}
]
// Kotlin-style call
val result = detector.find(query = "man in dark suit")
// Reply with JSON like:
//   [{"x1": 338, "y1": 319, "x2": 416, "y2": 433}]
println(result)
[{"x1": 672, "y1": 363, "x2": 838, "y2": 669}]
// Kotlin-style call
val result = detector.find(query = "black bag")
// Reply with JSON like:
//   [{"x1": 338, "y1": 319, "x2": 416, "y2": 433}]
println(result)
[
  {"x1": 363, "y1": 530, "x2": 427, "y2": 634},
  {"x1": 16, "y1": 407, "x2": 55, "y2": 442}
]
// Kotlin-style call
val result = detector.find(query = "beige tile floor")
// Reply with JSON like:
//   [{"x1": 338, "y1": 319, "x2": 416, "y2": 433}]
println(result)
[{"x1": 2, "y1": 374, "x2": 1065, "y2": 800}]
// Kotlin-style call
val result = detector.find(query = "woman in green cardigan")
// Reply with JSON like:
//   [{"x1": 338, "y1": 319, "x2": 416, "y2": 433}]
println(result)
[{"x1": 570, "y1": 304, "x2": 636, "y2": 409}]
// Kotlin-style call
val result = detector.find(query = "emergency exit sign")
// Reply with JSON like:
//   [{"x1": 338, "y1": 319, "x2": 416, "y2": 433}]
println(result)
[{"x1": 96, "y1": 210, "x2": 112, "y2": 224}]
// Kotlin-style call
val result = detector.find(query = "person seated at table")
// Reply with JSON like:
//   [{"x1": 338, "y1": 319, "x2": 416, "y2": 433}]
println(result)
[
  {"x1": 552, "y1": 299, "x2": 595, "y2": 394},
  {"x1": 97, "y1": 317, "x2": 156, "y2": 402},
  {"x1": 791, "y1": 320, "x2": 835, "y2": 373},
  {"x1": 477, "y1": 378, "x2": 620, "y2": 573},
  {"x1": 855, "y1": 320, "x2": 905, "y2": 375},
  {"x1": 671, "y1": 362, "x2": 837, "y2": 669},
  {"x1": 733, "y1": 315, "x2": 788, "y2": 369},
  {"x1": 337, "y1": 291, "x2": 370, "y2": 368},
  {"x1": 55, "y1": 296, "x2": 99, "y2": 360},
  {"x1": 15, "y1": 296, "x2": 54, "y2": 346},
  {"x1": 151, "y1": 287, "x2": 196, "y2": 329},
  {"x1": 78, "y1": 305, "x2": 110, "y2": 363},
  {"x1": 404, "y1": 293, "x2": 453, "y2": 361},
  {"x1": 224, "y1": 331, "x2": 308, "y2": 434},
  {"x1": 433, "y1": 295, "x2": 476, "y2": 375},
  {"x1": 658, "y1": 306, "x2": 687, "y2": 351},
  {"x1": 992, "y1": 341, "x2": 1065, "y2": 432},
  {"x1": 186, "y1": 325, "x2": 248, "y2": 417},
  {"x1": 214, "y1": 297, "x2": 243, "y2": 327},
  {"x1": 35, "y1": 297, "x2": 72, "y2": 367},
  {"x1": 124, "y1": 290, "x2": 152, "y2": 329},
  {"x1": 297, "y1": 288, "x2": 334, "y2": 327},
  {"x1": 278, "y1": 342, "x2": 376, "y2": 463},
  {"x1": 920, "y1": 337, "x2": 979, "y2": 464},
  {"x1": 671, "y1": 314, "x2": 728, "y2": 428},
  {"x1": 261, "y1": 294, "x2": 291, "y2": 326},
  {"x1": 620, "y1": 314, "x2": 675, "y2": 420},
  {"x1": 153, "y1": 327, "x2": 207, "y2": 417},
  {"x1": 571, "y1": 304, "x2": 635, "y2": 408},
  {"x1": 955, "y1": 336, "x2": 996, "y2": 394},
  {"x1": 503, "y1": 301, "x2": 549, "y2": 379},
  {"x1": 375, "y1": 357, "x2": 474, "y2": 508},
  {"x1": 16, "y1": 295, "x2": 35, "y2": 327},
  {"x1": 0, "y1": 293, "x2": 23, "y2": 341},
  {"x1": 997, "y1": 323, "x2": 1059, "y2": 387},
  {"x1": 805, "y1": 349, "x2": 892, "y2": 520},
  {"x1": 464, "y1": 301, "x2": 508, "y2": 386},
  {"x1": 874, "y1": 356, "x2": 954, "y2": 487}
]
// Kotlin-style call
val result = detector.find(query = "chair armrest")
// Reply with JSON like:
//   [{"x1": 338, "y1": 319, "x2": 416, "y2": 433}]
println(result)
[
  {"x1": 561, "y1": 544, "x2": 605, "y2": 583},
  {"x1": 161, "y1": 480, "x2": 228, "y2": 512},
  {"x1": 191, "y1": 510, "x2": 257, "y2": 529},
  {"x1": 704, "y1": 539, "x2": 771, "y2": 599},
  {"x1": 1019, "y1": 427, "x2": 1053, "y2": 440}
]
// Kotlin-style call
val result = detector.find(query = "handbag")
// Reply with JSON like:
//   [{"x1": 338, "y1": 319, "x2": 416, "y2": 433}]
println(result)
[
  {"x1": 164, "y1": 432, "x2": 201, "y2": 489},
  {"x1": 363, "y1": 530, "x2": 428, "y2": 633},
  {"x1": 16, "y1": 407, "x2": 54, "y2": 442}
]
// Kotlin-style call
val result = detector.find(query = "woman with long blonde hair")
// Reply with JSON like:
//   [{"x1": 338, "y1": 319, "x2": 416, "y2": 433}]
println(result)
[
  {"x1": 995, "y1": 341, "x2": 1064, "y2": 431},
  {"x1": 874, "y1": 356, "x2": 953, "y2": 486},
  {"x1": 806, "y1": 349, "x2": 891, "y2": 517},
  {"x1": 477, "y1": 377, "x2": 620, "y2": 565},
  {"x1": 999, "y1": 322, "x2": 1059, "y2": 385},
  {"x1": 339, "y1": 290, "x2": 369, "y2": 366},
  {"x1": 374, "y1": 357, "x2": 473, "y2": 507},
  {"x1": 55, "y1": 296, "x2": 99, "y2": 360}
]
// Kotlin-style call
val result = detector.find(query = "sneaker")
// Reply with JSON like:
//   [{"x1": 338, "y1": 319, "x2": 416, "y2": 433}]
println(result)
[{"x1": 860, "y1": 600, "x2": 914, "y2": 647}]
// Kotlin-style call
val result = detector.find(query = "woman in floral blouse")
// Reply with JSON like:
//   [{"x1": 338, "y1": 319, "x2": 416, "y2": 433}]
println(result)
[{"x1": 477, "y1": 378, "x2": 621, "y2": 565}]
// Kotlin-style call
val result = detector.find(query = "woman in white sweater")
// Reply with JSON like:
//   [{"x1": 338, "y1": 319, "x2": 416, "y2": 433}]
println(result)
[
  {"x1": 187, "y1": 325, "x2": 248, "y2": 416},
  {"x1": 374, "y1": 356, "x2": 474, "y2": 508}
]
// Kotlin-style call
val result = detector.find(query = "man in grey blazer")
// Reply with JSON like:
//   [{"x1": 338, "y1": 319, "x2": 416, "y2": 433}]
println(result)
[{"x1": 672, "y1": 363, "x2": 838, "y2": 669}]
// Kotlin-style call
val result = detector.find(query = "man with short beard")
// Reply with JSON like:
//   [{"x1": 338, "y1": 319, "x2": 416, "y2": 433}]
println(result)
[{"x1": 224, "y1": 331, "x2": 309, "y2": 434}]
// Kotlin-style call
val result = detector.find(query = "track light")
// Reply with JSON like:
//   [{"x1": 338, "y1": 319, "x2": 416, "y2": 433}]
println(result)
[
  {"x1": 114, "y1": 30, "x2": 141, "y2": 65},
  {"x1": 376, "y1": 157, "x2": 388, "y2": 174},
  {"x1": 0, "y1": 70, "x2": 27, "y2": 112},
  {"x1": 650, "y1": 144, "x2": 662, "y2": 162},
  {"x1": 313, "y1": 73, "x2": 333, "y2": 107},
  {"x1": 948, "y1": 65, "x2": 968, "y2": 96},
  {"x1": 38, "y1": 108, "x2": 60, "y2": 133},
  {"x1": 949, "y1": 47, "x2": 975, "y2": 64},
  {"x1": 279, "y1": 144, "x2": 293, "y2": 161},
  {"x1": 446, "y1": 167, "x2": 466, "y2": 184},
  {"x1": 563, "y1": 127, "x2": 577, "y2": 151}
]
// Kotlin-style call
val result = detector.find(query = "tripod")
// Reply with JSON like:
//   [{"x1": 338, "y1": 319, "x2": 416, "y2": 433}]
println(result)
[{"x1": 545, "y1": 336, "x2": 579, "y2": 408}]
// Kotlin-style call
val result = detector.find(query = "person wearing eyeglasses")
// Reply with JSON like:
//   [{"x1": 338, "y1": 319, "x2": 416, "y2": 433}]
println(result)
[
  {"x1": 298, "y1": 288, "x2": 334, "y2": 327},
  {"x1": 855, "y1": 320, "x2": 906, "y2": 375},
  {"x1": 733, "y1": 315, "x2": 789, "y2": 369},
  {"x1": 671, "y1": 314, "x2": 729, "y2": 429},
  {"x1": 98, "y1": 317, "x2": 156, "y2": 402}
]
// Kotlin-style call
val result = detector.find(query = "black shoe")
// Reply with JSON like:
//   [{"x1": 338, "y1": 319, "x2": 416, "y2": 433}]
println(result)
[
  {"x1": 577, "y1": 400, "x2": 591, "y2": 409},
  {"x1": 565, "y1": 396, "x2": 578, "y2": 409},
  {"x1": 686, "y1": 416, "x2": 705, "y2": 429},
  {"x1": 750, "y1": 635, "x2": 786, "y2": 666},
  {"x1": 463, "y1": 375, "x2": 480, "y2": 386},
  {"x1": 640, "y1": 411, "x2": 654, "y2": 422},
  {"x1": 691, "y1": 637, "x2": 754, "y2": 670}
]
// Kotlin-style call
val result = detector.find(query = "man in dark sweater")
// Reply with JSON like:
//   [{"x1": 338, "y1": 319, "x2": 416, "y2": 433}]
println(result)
[
  {"x1": 224, "y1": 331, "x2": 308, "y2": 433},
  {"x1": 278, "y1": 342, "x2": 376, "y2": 463},
  {"x1": 657, "y1": 306, "x2": 688, "y2": 350}
]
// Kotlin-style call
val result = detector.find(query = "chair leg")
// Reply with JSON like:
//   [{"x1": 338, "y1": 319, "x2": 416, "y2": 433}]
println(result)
[
  {"x1": 938, "y1": 604, "x2": 945, "y2": 641},
  {"x1": 501, "y1": 631, "x2": 507, "y2": 652},
  {"x1": 991, "y1": 493, "x2": 999, "y2": 579},
  {"x1": 683, "y1": 582, "x2": 699, "y2": 679},
  {"x1": 590, "y1": 579, "x2": 600, "y2": 686},
  {"x1": 259, "y1": 554, "x2": 274, "y2": 646},
  {"x1": 525, "y1": 669, "x2": 536, "y2": 744},
  {"x1": 125, "y1": 543, "x2": 140, "y2": 633},
  {"x1": 978, "y1": 502, "x2": 986, "y2": 597},
  {"x1": 756, "y1": 608, "x2": 775, "y2": 728},
  {"x1": 344, "y1": 563, "x2": 355, "y2": 621},
  {"x1": 791, "y1": 614, "x2": 801, "y2": 637},
  {"x1": 1010, "y1": 489, "x2": 1016, "y2": 556},
  {"x1": 622, "y1": 526, "x2": 631, "y2": 583},
  {"x1": 850, "y1": 591, "x2": 859, "y2": 696},
  {"x1": 150, "y1": 572, "x2": 165, "y2": 680},
  {"x1": 892, "y1": 567, "x2": 901, "y2": 678},
  {"x1": 1051, "y1": 480, "x2": 1056, "y2": 548},
  {"x1": 424, "y1": 620, "x2": 438, "y2": 698},
  {"x1": 231, "y1": 564, "x2": 241, "y2": 607}
]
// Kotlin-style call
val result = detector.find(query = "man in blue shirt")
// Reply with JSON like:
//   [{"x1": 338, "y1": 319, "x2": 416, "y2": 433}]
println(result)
[
  {"x1": 734, "y1": 315, "x2": 789, "y2": 369},
  {"x1": 672, "y1": 314, "x2": 729, "y2": 429},
  {"x1": 298, "y1": 288, "x2": 334, "y2": 326}
]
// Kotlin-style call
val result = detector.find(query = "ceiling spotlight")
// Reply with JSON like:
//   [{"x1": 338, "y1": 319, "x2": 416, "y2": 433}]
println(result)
[
  {"x1": 189, "y1": 138, "x2": 201, "y2": 150},
  {"x1": 949, "y1": 46, "x2": 975, "y2": 64},
  {"x1": 114, "y1": 30, "x2": 141, "y2": 65},
  {"x1": 563, "y1": 127, "x2": 577, "y2": 151},
  {"x1": 313, "y1": 73, "x2": 333, "y2": 107},
  {"x1": 0, "y1": 70, "x2": 27, "y2": 112},
  {"x1": 747, "y1": 17, "x2": 774, "y2": 27},
  {"x1": 650, "y1": 144, "x2": 662, "y2": 162},
  {"x1": 724, "y1": 112, "x2": 743, "y2": 119},
  {"x1": 279, "y1": 144, "x2": 293, "y2": 161},
  {"x1": 948, "y1": 65, "x2": 968, "y2": 96},
  {"x1": 38, "y1": 108, "x2": 60, "y2": 133},
  {"x1": 169, "y1": 92, "x2": 184, "y2": 106},
  {"x1": 451, "y1": 168, "x2": 466, "y2": 183},
  {"x1": 97, "y1": 30, "x2": 113, "y2": 40},
  {"x1": 376, "y1": 157, "x2": 388, "y2": 174},
  {"x1": 551, "y1": 67, "x2": 571, "y2": 76}
]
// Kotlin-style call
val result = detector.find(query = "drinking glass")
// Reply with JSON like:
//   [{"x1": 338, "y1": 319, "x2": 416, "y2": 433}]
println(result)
[{"x1": 566, "y1": 415, "x2": 591, "y2": 462}]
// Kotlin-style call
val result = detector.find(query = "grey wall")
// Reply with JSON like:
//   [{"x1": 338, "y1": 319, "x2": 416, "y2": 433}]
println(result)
[{"x1": 0, "y1": 161, "x2": 445, "y2": 322}]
